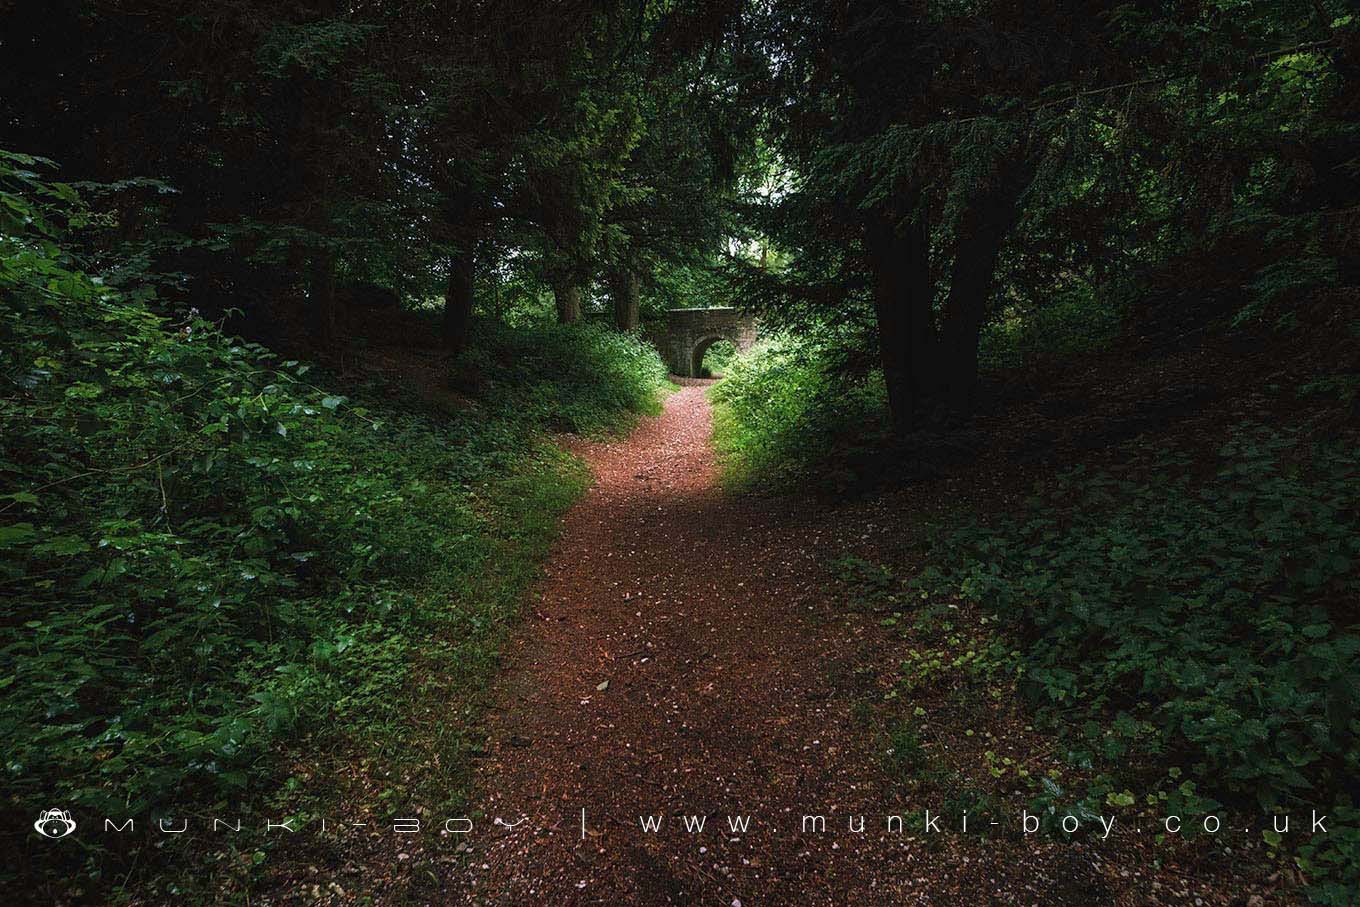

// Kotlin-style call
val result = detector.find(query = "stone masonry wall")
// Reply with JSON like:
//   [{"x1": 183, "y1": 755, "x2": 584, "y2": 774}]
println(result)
[{"x1": 658, "y1": 307, "x2": 759, "y2": 377}]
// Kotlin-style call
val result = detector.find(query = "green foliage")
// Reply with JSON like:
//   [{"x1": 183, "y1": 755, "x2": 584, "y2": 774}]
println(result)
[
  {"x1": 454, "y1": 319, "x2": 667, "y2": 436},
  {"x1": 649, "y1": 259, "x2": 736, "y2": 315},
  {"x1": 881, "y1": 422, "x2": 1360, "y2": 901},
  {"x1": 709, "y1": 335, "x2": 888, "y2": 491},
  {"x1": 0, "y1": 161, "x2": 663, "y2": 880},
  {"x1": 979, "y1": 285, "x2": 1125, "y2": 372},
  {"x1": 697, "y1": 339, "x2": 737, "y2": 378},
  {"x1": 1296, "y1": 805, "x2": 1360, "y2": 906},
  {"x1": 882, "y1": 719, "x2": 927, "y2": 788},
  {"x1": 831, "y1": 554, "x2": 899, "y2": 612},
  {"x1": 1237, "y1": 253, "x2": 1341, "y2": 330},
  {"x1": 734, "y1": 2, "x2": 1359, "y2": 431},
  {"x1": 712, "y1": 296, "x2": 1131, "y2": 491},
  {"x1": 911, "y1": 425, "x2": 1360, "y2": 811}
]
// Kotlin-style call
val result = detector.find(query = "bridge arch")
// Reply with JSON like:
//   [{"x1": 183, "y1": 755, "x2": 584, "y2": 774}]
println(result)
[
  {"x1": 657, "y1": 307, "x2": 758, "y2": 378},
  {"x1": 691, "y1": 334, "x2": 735, "y2": 377}
]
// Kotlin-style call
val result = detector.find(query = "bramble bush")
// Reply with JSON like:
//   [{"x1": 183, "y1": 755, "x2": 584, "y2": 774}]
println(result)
[{"x1": 0, "y1": 153, "x2": 665, "y2": 856}]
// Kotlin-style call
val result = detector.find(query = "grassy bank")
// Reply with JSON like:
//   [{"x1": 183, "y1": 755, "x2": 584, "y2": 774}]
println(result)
[{"x1": 0, "y1": 159, "x2": 667, "y2": 900}]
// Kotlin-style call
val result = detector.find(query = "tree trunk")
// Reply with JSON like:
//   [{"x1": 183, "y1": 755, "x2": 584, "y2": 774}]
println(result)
[
  {"x1": 609, "y1": 267, "x2": 640, "y2": 331},
  {"x1": 940, "y1": 211, "x2": 1005, "y2": 414},
  {"x1": 308, "y1": 246, "x2": 338, "y2": 346},
  {"x1": 553, "y1": 279, "x2": 582, "y2": 324},
  {"x1": 443, "y1": 244, "x2": 475, "y2": 353},
  {"x1": 941, "y1": 152, "x2": 1037, "y2": 414},
  {"x1": 440, "y1": 183, "x2": 478, "y2": 352},
  {"x1": 865, "y1": 207, "x2": 935, "y2": 436},
  {"x1": 904, "y1": 215, "x2": 938, "y2": 395},
  {"x1": 872, "y1": 256, "x2": 913, "y2": 436}
]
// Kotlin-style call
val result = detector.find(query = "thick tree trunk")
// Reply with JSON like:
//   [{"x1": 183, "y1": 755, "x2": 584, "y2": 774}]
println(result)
[
  {"x1": 443, "y1": 245, "x2": 475, "y2": 353},
  {"x1": 941, "y1": 153, "x2": 1037, "y2": 414},
  {"x1": 940, "y1": 212, "x2": 1006, "y2": 414},
  {"x1": 865, "y1": 207, "x2": 935, "y2": 436},
  {"x1": 608, "y1": 267, "x2": 640, "y2": 331},
  {"x1": 872, "y1": 259, "x2": 913, "y2": 436},
  {"x1": 308, "y1": 246, "x2": 338, "y2": 346},
  {"x1": 440, "y1": 183, "x2": 478, "y2": 352},
  {"x1": 904, "y1": 215, "x2": 938, "y2": 395},
  {"x1": 553, "y1": 279, "x2": 582, "y2": 324}
]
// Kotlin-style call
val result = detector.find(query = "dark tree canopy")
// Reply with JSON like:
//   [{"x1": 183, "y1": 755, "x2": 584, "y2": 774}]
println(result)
[{"x1": 2, "y1": 2, "x2": 1359, "y2": 902}]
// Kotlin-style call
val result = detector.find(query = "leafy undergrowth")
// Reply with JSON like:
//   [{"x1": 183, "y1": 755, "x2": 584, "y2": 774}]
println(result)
[
  {"x1": 707, "y1": 311, "x2": 1114, "y2": 496},
  {"x1": 977, "y1": 283, "x2": 1125, "y2": 373},
  {"x1": 838, "y1": 423, "x2": 1360, "y2": 904},
  {"x1": 0, "y1": 156, "x2": 666, "y2": 900},
  {"x1": 453, "y1": 319, "x2": 668, "y2": 436},
  {"x1": 709, "y1": 336, "x2": 889, "y2": 492}
]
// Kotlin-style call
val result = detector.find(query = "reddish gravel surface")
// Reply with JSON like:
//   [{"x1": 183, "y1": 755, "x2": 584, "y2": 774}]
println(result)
[{"x1": 450, "y1": 385, "x2": 1290, "y2": 907}]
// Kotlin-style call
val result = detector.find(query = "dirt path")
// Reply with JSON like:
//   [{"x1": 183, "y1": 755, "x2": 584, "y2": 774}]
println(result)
[
  {"x1": 447, "y1": 384, "x2": 1273, "y2": 907},
  {"x1": 453, "y1": 385, "x2": 1109, "y2": 906},
  {"x1": 455, "y1": 385, "x2": 913, "y2": 904}
]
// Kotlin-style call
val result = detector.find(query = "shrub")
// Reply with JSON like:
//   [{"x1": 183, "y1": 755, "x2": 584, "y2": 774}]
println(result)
[
  {"x1": 454, "y1": 319, "x2": 667, "y2": 435},
  {"x1": 905, "y1": 423, "x2": 1360, "y2": 902},
  {"x1": 912, "y1": 425, "x2": 1360, "y2": 811},
  {"x1": 978, "y1": 285, "x2": 1124, "y2": 373},
  {"x1": 0, "y1": 155, "x2": 664, "y2": 885},
  {"x1": 697, "y1": 339, "x2": 737, "y2": 377},
  {"x1": 709, "y1": 335, "x2": 888, "y2": 491}
]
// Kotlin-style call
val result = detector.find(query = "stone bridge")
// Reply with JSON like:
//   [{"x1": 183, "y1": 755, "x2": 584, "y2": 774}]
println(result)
[{"x1": 655, "y1": 307, "x2": 758, "y2": 378}]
